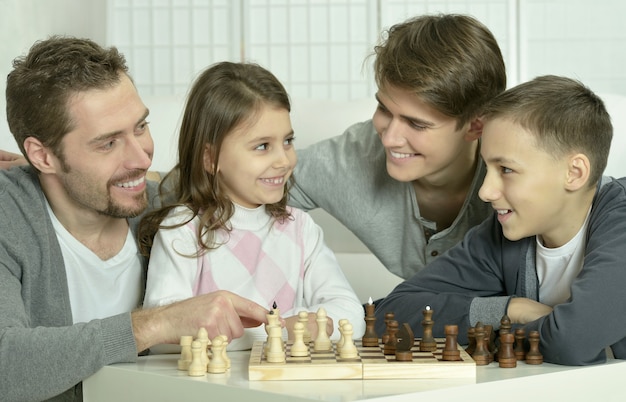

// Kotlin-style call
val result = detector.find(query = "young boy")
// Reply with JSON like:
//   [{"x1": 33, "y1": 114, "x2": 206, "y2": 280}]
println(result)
[
  {"x1": 289, "y1": 14, "x2": 506, "y2": 280},
  {"x1": 375, "y1": 75, "x2": 623, "y2": 366}
]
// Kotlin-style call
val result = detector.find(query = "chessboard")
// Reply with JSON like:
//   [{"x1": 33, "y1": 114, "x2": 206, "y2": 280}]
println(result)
[{"x1": 248, "y1": 338, "x2": 476, "y2": 381}]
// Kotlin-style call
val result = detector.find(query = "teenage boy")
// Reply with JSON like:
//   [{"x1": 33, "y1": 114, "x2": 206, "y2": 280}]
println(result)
[{"x1": 375, "y1": 75, "x2": 623, "y2": 366}]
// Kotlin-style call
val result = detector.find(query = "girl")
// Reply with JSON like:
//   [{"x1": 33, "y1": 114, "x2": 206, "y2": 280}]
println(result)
[{"x1": 139, "y1": 62, "x2": 364, "y2": 350}]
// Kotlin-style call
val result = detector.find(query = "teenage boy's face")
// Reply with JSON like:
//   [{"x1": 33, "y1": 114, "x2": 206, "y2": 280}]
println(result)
[
  {"x1": 372, "y1": 85, "x2": 478, "y2": 183},
  {"x1": 479, "y1": 117, "x2": 571, "y2": 247}
]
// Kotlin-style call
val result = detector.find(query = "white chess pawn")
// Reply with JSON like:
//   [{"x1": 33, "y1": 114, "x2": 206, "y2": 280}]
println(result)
[
  {"x1": 178, "y1": 335, "x2": 193, "y2": 371},
  {"x1": 298, "y1": 311, "x2": 312, "y2": 343},
  {"x1": 188, "y1": 340, "x2": 207, "y2": 376},
  {"x1": 290, "y1": 322, "x2": 309, "y2": 357},
  {"x1": 208, "y1": 337, "x2": 227, "y2": 374},
  {"x1": 218, "y1": 334, "x2": 231, "y2": 369},
  {"x1": 339, "y1": 323, "x2": 358, "y2": 359},
  {"x1": 314, "y1": 307, "x2": 332, "y2": 352},
  {"x1": 336, "y1": 318, "x2": 348, "y2": 353},
  {"x1": 196, "y1": 327, "x2": 210, "y2": 368}
]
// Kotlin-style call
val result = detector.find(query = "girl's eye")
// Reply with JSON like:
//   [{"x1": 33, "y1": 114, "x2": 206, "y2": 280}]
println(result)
[
  {"x1": 255, "y1": 143, "x2": 269, "y2": 151},
  {"x1": 284, "y1": 137, "x2": 295, "y2": 146}
]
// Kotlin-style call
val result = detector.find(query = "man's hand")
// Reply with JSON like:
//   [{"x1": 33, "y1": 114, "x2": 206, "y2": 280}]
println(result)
[
  {"x1": 507, "y1": 297, "x2": 553, "y2": 325},
  {"x1": 0, "y1": 150, "x2": 27, "y2": 169},
  {"x1": 132, "y1": 290, "x2": 269, "y2": 352}
]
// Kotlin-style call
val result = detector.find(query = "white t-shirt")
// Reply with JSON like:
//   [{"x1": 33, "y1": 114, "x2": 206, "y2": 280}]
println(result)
[
  {"x1": 47, "y1": 202, "x2": 143, "y2": 323},
  {"x1": 536, "y1": 209, "x2": 591, "y2": 307}
]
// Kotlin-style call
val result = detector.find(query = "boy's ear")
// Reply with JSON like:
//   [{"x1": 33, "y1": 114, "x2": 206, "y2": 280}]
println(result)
[
  {"x1": 565, "y1": 153, "x2": 591, "y2": 191},
  {"x1": 464, "y1": 117, "x2": 484, "y2": 141},
  {"x1": 23, "y1": 137, "x2": 57, "y2": 174}
]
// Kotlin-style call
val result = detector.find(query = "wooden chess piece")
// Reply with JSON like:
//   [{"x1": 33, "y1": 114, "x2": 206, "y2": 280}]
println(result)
[
  {"x1": 514, "y1": 328, "x2": 526, "y2": 361},
  {"x1": 471, "y1": 322, "x2": 490, "y2": 366},
  {"x1": 419, "y1": 306, "x2": 437, "y2": 352},
  {"x1": 381, "y1": 312, "x2": 395, "y2": 344},
  {"x1": 395, "y1": 323, "x2": 414, "y2": 362},
  {"x1": 265, "y1": 309, "x2": 281, "y2": 354},
  {"x1": 383, "y1": 320, "x2": 399, "y2": 355},
  {"x1": 266, "y1": 325, "x2": 286, "y2": 363},
  {"x1": 314, "y1": 307, "x2": 332, "y2": 352},
  {"x1": 298, "y1": 311, "x2": 312, "y2": 343},
  {"x1": 196, "y1": 327, "x2": 210, "y2": 368},
  {"x1": 178, "y1": 335, "x2": 193, "y2": 371},
  {"x1": 465, "y1": 326, "x2": 476, "y2": 355},
  {"x1": 500, "y1": 315, "x2": 512, "y2": 335},
  {"x1": 290, "y1": 322, "x2": 309, "y2": 357},
  {"x1": 498, "y1": 332, "x2": 517, "y2": 368},
  {"x1": 362, "y1": 297, "x2": 379, "y2": 347},
  {"x1": 188, "y1": 340, "x2": 207, "y2": 376},
  {"x1": 339, "y1": 323, "x2": 358, "y2": 359},
  {"x1": 208, "y1": 336, "x2": 227, "y2": 373},
  {"x1": 336, "y1": 318, "x2": 348, "y2": 353},
  {"x1": 218, "y1": 334, "x2": 230, "y2": 369},
  {"x1": 442, "y1": 325, "x2": 462, "y2": 361},
  {"x1": 525, "y1": 330, "x2": 543, "y2": 365},
  {"x1": 484, "y1": 324, "x2": 495, "y2": 363}
]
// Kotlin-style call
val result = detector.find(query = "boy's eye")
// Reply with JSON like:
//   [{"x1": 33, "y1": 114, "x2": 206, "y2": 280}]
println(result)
[
  {"x1": 501, "y1": 166, "x2": 513, "y2": 174},
  {"x1": 409, "y1": 121, "x2": 428, "y2": 131},
  {"x1": 101, "y1": 140, "x2": 116, "y2": 150}
]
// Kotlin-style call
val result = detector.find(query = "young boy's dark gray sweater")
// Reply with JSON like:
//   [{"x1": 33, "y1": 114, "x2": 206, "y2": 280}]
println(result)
[
  {"x1": 0, "y1": 166, "x2": 161, "y2": 401},
  {"x1": 376, "y1": 176, "x2": 626, "y2": 366}
]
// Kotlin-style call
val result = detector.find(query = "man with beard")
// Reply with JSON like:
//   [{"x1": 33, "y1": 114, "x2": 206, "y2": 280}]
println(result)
[{"x1": 0, "y1": 36, "x2": 269, "y2": 401}]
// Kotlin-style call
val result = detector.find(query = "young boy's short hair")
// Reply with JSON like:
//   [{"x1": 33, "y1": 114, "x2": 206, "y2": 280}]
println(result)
[
  {"x1": 481, "y1": 75, "x2": 613, "y2": 187},
  {"x1": 373, "y1": 13, "x2": 506, "y2": 129}
]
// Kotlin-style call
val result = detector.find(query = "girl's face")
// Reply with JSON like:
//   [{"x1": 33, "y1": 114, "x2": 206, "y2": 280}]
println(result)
[{"x1": 215, "y1": 105, "x2": 296, "y2": 209}]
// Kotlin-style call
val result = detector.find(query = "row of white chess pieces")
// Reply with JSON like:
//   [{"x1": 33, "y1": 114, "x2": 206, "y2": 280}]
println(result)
[
  {"x1": 177, "y1": 328, "x2": 231, "y2": 376},
  {"x1": 265, "y1": 306, "x2": 359, "y2": 362}
]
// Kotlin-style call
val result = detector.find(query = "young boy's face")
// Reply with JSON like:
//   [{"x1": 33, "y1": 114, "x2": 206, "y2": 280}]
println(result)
[{"x1": 479, "y1": 117, "x2": 572, "y2": 248}]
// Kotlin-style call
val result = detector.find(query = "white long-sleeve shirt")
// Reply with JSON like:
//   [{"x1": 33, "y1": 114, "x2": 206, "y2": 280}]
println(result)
[{"x1": 144, "y1": 204, "x2": 364, "y2": 350}]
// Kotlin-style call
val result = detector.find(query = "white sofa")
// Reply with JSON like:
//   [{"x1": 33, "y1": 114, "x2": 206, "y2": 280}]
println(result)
[{"x1": 143, "y1": 92, "x2": 626, "y2": 304}]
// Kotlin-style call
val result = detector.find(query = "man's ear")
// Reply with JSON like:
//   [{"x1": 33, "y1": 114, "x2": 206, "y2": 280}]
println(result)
[
  {"x1": 565, "y1": 153, "x2": 591, "y2": 191},
  {"x1": 23, "y1": 137, "x2": 57, "y2": 174},
  {"x1": 464, "y1": 117, "x2": 484, "y2": 142}
]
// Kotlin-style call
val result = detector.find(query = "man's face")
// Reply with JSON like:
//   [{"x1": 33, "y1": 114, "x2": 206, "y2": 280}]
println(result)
[{"x1": 54, "y1": 74, "x2": 153, "y2": 218}]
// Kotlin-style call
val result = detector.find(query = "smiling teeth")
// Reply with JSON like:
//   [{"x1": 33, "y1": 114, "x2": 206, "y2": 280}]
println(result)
[
  {"x1": 262, "y1": 177, "x2": 284, "y2": 184},
  {"x1": 116, "y1": 176, "x2": 145, "y2": 188},
  {"x1": 390, "y1": 150, "x2": 415, "y2": 159},
  {"x1": 496, "y1": 209, "x2": 510, "y2": 215}
]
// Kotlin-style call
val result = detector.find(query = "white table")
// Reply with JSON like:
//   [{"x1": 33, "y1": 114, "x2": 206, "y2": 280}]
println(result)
[{"x1": 83, "y1": 351, "x2": 626, "y2": 401}]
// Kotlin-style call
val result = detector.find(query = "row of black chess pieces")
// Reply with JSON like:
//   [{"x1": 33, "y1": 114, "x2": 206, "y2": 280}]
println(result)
[
  {"x1": 363, "y1": 304, "x2": 543, "y2": 367},
  {"x1": 467, "y1": 315, "x2": 543, "y2": 367}
]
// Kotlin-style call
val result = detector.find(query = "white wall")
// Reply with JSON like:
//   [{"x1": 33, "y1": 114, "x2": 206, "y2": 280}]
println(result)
[{"x1": 0, "y1": 0, "x2": 107, "y2": 153}]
